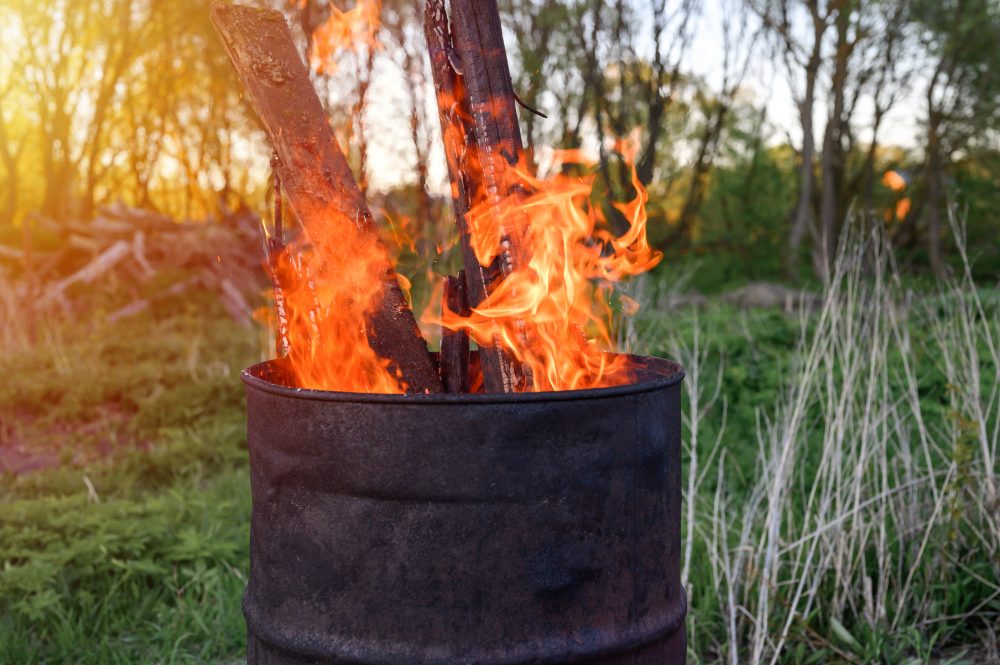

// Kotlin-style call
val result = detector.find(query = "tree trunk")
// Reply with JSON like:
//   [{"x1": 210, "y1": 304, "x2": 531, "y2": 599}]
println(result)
[
  {"x1": 862, "y1": 107, "x2": 885, "y2": 213},
  {"x1": 0, "y1": 108, "x2": 18, "y2": 226},
  {"x1": 925, "y1": 113, "x2": 944, "y2": 276},
  {"x1": 787, "y1": 86, "x2": 816, "y2": 280},
  {"x1": 816, "y1": 7, "x2": 852, "y2": 285},
  {"x1": 818, "y1": 123, "x2": 838, "y2": 283}
]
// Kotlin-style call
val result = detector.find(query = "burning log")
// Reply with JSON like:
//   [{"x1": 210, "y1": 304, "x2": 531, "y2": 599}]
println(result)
[
  {"x1": 439, "y1": 272, "x2": 471, "y2": 393},
  {"x1": 210, "y1": 2, "x2": 442, "y2": 394},
  {"x1": 424, "y1": 0, "x2": 531, "y2": 393},
  {"x1": 447, "y1": 0, "x2": 530, "y2": 212}
]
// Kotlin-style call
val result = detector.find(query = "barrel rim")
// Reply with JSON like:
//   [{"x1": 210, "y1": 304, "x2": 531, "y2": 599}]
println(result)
[{"x1": 241, "y1": 353, "x2": 684, "y2": 404}]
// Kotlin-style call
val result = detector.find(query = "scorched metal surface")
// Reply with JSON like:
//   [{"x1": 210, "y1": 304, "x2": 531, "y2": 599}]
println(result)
[{"x1": 241, "y1": 354, "x2": 686, "y2": 664}]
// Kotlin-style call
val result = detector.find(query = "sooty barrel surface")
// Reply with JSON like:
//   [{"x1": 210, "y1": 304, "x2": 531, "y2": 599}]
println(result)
[{"x1": 241, "y1": 354, "x2": 686, "y2": 664}]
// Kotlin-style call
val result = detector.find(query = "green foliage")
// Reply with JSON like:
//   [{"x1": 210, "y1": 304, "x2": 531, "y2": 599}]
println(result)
[
  {"x1": 0, "y1": 289, "x2": 255, "y2": 432},
  {"x1": 0, "y1": 471, "x2": 249, "y2": 664},
  {"x1": 0, "y1": 290, "x2": 258, "y2": 662},
  {"x1": 952, "y1": 154, "x2": 1000, "y2": 277}
]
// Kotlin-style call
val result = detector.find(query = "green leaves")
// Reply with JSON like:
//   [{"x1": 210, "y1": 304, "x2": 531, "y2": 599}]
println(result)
[{"x1": 829, "y1": 617, "x2": 862, "y2": 653}]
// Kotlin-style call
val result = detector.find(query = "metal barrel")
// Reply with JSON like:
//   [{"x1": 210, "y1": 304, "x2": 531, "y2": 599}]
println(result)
[{"x1": 241, "y1": 354, "x2": 686, "y2": 664}]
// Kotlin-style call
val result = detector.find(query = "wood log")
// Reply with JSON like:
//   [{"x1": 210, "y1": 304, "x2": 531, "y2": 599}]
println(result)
[
  {"x1": 439, "y1": 271, "x2": 471, "y2": 393},
  {"x1": 106, "y1": 299, "x2": 150, "y2": 323},
  {"x1": 98, "y1": 202, "x2": 174, "y2": 229},
  {"x1": 210, "y1": 2, "x2": 442, "y2": 394},
  {"x1": 448, "y1": 0, "x2": 530, "y2": 231},
  {"x1": 39, "y1": 240, "x2": 132, "y2": 308},
  {"x1": 67, "y1": 233, "x2": 102, "y2": 254},
  {"x1": 131, "y1": 231, "x2": 155, "y2": 277},
  {"x1": 424, "y1": 0, "x2": 526, "y2": 392}
]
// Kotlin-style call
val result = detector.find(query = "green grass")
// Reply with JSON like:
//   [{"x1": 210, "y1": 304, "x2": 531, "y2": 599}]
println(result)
[
  {"x1": 1, "y1": 231, "x2": 997, "y2": 663},
  {"x1": 0, "y1": 292, "x2": 258, "y2": 664}
]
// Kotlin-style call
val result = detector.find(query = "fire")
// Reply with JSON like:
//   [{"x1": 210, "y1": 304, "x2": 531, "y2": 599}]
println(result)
[
  {"x1": 270, "y1": 207, "x2": 404, "y2": 394},
  {"x1": 432, "y1": 140, "x2": 662, "y2": 392},
  {"x1": 253, "y1": 4, "x2": 662, "y2": 394},
  {"x1": 297, "y1": 0, "x2": 382, "y2": 73}
]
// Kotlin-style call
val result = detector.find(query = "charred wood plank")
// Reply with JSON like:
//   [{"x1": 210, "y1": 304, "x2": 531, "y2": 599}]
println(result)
[
  {"x1": 439, "y1": 272, "x2": 471, "y2": 393},
  {"x1": 210, "y1": 2, "x2": 442, "y2": 393},
  {"x1": 424, "y1": 0, "x2": 526, "y2": 392},
  {"x1": 448, "y1": 0, "x2": 529, "y2": 233}
]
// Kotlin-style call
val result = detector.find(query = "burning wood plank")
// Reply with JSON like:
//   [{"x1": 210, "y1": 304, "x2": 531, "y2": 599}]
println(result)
[
  {"x1": 447, "y1": 0, "x2": 530, "y2": 219},
  {"x1": 424, "y1": 0, "x2": 529, "y2": 393},
  {"x1": 210, "y1": 2, "x2": 442, "y2": 394}
]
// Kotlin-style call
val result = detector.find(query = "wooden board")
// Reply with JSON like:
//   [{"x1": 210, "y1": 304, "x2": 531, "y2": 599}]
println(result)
[
  {"x1": 210, "y1": 2, "x2": 442, "y2": 394},
  {"x1": 449, "y1": 0, "x2": 529, "y2": 235},
  {"x1": 424, "y1": 0, "x2": 528, "y2": 392},
  {"x1": 439, "y1": 272, "x2": 471, "y2": 393}
]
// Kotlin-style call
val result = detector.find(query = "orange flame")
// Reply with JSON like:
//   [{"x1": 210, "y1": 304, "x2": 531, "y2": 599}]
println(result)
[
  {"x1": 271, "y1": 206, "x2": 404, "y2": 394},
  {"x1": 297, "y1": 0, "x2": 383, "y2": 74},
  {"x1": 430, "y1": 140, "x2": 663, "y2": 392}
]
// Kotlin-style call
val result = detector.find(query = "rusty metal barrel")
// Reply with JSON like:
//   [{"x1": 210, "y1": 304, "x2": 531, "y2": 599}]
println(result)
[{"x1": 241, "y1": 354, "x2": 686, "y2": 664}]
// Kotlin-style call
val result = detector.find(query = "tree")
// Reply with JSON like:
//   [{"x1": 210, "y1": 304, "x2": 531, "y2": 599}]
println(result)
[
  {"x1": 0, "y1": 56, "x2": 28, "y2": 227},
  {"x1": 751, "y1": 0, "x2": 915, "y2": 282},
  {"x1": 913, "y1": 0, "x2": 1000, "y2": 275},
  {"x1": 750, "y1": 0, "x2": 831, "y2": 279},
  {"x1": 674, "y1": 0, "x2": 759, "y2": 241}
]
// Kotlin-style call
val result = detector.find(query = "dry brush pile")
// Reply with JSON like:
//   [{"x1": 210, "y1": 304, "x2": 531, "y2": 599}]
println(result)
[{"x1": 0, "y1": 203, "x2": 266, "y2": 350}]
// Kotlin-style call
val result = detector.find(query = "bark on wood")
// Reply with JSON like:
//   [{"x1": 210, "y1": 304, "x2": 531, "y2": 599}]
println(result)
[
  {"x1": 424, "y1": 0, "x2": 529, "y2": 392},
  {"x1": 210, "y1": 2, "x2": 442, "y2": 394},
  {"x1": 439, "y1": 272, "x2": 470, "y2": 393}
]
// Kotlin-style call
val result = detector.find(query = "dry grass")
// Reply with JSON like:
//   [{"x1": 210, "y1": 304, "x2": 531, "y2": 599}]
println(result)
[{"x1": 642, "y1": 215, "x2": 1000, "y2": 663}]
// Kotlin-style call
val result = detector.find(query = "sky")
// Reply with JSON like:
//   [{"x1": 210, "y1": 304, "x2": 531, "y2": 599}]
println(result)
[{"x1": 356, "y1": 0, "x2": 928, "y2": 192}]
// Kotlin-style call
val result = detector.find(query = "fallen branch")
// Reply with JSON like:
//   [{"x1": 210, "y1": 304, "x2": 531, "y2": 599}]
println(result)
[{"x1": 39, "y1": 240, "x2": 132, "y2": 308}]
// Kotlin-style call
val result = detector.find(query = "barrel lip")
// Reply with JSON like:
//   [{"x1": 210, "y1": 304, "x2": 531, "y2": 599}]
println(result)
[{"x1": 241, "y1": 353, "x2": 684, "y2": 404}]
